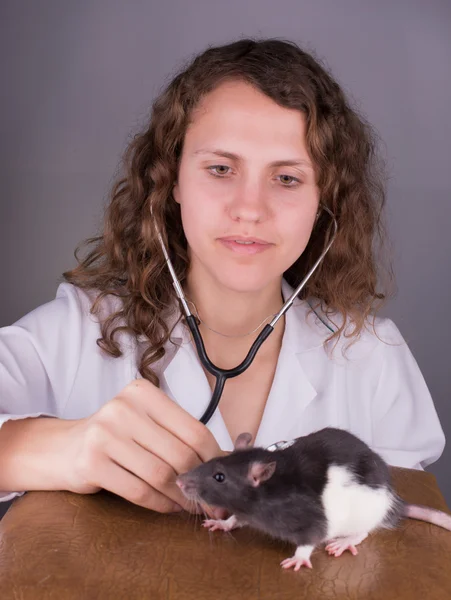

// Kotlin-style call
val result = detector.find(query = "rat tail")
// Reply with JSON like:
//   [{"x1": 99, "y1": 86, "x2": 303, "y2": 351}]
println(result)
[{"x1": 404, "y1": 504, "x2": 451, "y2": 531}]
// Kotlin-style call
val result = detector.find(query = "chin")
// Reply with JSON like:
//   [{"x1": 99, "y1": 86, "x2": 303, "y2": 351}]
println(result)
[{"x1": 212, "y1": 268, "x2": 281, "y2": 295}]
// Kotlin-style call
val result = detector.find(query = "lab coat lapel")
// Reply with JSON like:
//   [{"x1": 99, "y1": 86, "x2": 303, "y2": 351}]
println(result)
[
  {"x1": 254, "y1": 280, "x2": 329, "y2": 447},
  {"x1": 161, "y1": 322, "x2": 234, "y2": 450},
  {"x1": 159, "y1": 279, "x2": 331, "y2": 451}
]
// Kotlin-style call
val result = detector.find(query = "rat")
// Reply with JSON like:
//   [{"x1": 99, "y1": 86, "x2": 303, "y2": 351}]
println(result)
[{"x1": 176, "y1": 427, "x2": 451, "y2": 571}]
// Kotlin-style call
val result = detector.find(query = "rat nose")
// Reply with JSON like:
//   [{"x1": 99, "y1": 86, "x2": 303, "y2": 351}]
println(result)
[
  {"x1": 176, "y1": 473, "x2": 194, "y2": 493},
  {"x1": 176, "y1": 473, "x2": 201, "y2": 499}
]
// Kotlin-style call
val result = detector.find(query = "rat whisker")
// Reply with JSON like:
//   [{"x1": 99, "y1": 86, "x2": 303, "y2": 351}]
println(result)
[
  {"x1": 184, "y1": 493, "x2": 206, "y2": 530},
  {"x1": 224, "y1": 531, "x2": 239, "y2": 545},
  {"x1": 189, "y1": 497, "x2": 202, "y2": 531}
]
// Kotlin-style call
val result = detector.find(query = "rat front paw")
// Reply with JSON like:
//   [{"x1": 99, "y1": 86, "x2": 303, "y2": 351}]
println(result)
[
  {"x1": 280, "y1": 544, "x2": 314, "y2": 571},
  {"x1": 280, "y1": 556, "x2": 313, "y2": 571},
  {"x1": 203, "y1": 519, "x2": 230, "y2": 532},
  {"x1": 202, "y1": 514, "x2": 239, "y2": 532}
]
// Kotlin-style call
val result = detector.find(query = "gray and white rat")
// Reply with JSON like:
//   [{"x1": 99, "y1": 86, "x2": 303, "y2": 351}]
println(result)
[{"x1": 176, "y1": 427, "x2": 451, "y2": 571}]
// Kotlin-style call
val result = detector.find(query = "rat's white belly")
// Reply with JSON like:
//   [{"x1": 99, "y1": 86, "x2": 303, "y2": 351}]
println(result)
[{"x1": 321, "y1": 465, "x2": 394, "y2": 540}]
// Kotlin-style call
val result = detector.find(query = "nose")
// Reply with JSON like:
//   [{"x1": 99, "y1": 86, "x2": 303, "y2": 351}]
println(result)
[
  {"x1": 228, "y1": 179, "x2": 269, "y2": 224},
  {"x1": 176, "y1": 474, "x2": 196, "y2": 493}
]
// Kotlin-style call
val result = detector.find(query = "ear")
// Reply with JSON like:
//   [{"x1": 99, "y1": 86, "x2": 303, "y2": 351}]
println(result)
[
  {"x1": 248, "y1": 461, "x2": 276, "y2": 487},
  {"x1": 234, "y1": 432, "x2": 253, "y2": 450}
]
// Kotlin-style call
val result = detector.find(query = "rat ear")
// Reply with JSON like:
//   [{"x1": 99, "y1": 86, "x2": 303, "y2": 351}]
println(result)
[
  {"x1": 234, "y1": 432, "x2": 253, "y2": 450},
  {"x1": 248, "y1": 461, "x2": 276, "y2": 487}
]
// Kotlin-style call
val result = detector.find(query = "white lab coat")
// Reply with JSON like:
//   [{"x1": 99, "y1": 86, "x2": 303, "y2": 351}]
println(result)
[{"x1": 0, "y1": 279, "x2": 445, "y2": 503}]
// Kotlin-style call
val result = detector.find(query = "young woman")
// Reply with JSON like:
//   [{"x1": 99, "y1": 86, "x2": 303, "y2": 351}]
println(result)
[{"x1": 0, "y1": 39, "x2": 444, "y2": 516}]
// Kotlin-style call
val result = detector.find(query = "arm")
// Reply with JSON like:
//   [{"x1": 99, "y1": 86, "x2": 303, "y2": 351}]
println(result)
[
  {"x1": 0, "y1": 416, "x2": 76, "y2": 498},
  {"x1": 0, "y1": 286, "x2": 225, "y2": 514},
  {"x1": 371, "y1": 318, "x2": 445, "y2": 470},
  {"x1": 0, "y1": 283, "x2": 85, "y2": 500}
]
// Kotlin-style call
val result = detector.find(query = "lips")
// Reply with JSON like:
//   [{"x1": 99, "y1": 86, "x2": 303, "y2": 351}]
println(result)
[
  {"x1": 218, "y1": 236, "x2": 273, "y2": 255},
  {"x1": 219, "y1": 236, "x2": 270, "y2": 245}
]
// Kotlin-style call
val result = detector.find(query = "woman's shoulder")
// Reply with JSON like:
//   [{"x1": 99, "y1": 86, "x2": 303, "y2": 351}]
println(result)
[
  {"x1": 11, "y1": 282, "x2": 122, "y2": 334},
  {"x1": 298, "y1": 298, "x2": 407, "y2": 362},
  {"x1": 56, "y1": 281, "x2": 122, "y2": 317},
  {"x1": 281, "y1": 279, "x2": 405, "y2": 361}
]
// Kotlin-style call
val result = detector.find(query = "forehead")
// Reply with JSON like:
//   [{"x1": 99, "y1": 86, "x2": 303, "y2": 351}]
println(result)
[{"x1": 184, "y1": 80, "x2": 308, "y2": 156}]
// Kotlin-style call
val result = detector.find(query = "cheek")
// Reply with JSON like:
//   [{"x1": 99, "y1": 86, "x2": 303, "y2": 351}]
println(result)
[
  {"x1": 177, "y1": 181, "x2": 223, "y2": 245},
  {"x1": 278, "y1": 206, "x2": 318, "y2": 258},
  {"x1": 179, "y1": 200, "x2": 213, "y2": 254},
  {"x1": 198, "y1": 485, "x2": 224, "y2": 509}
]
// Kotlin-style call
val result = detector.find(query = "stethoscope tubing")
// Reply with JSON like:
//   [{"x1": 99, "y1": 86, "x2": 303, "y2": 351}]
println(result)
[{"x1": 155, "y1": 205, "x2": 338, "y2": 424}]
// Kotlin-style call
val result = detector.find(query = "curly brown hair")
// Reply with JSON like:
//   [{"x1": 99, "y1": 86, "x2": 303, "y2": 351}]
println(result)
[{"x1": 63, "y1": 38, "x2": 393, "y2": 386}]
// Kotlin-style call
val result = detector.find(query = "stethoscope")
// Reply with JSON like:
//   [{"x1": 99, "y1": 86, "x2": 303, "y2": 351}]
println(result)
[{"x1": 154, "y1": 205, "x2": 338, "y2": 425}]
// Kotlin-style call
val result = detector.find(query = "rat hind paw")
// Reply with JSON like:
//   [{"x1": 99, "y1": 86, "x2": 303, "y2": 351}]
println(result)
[{"x1": 325, "y1": 532, "x2": 368, "y2": 557}]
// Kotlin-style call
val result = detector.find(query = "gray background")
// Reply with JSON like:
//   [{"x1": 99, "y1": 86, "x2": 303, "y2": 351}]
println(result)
[{"x1": 0, "y1": 0, "x2": 450, "y2": 518}]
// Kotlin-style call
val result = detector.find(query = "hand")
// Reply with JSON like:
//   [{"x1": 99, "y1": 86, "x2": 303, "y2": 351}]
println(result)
[{"x1": 64, "y1": 379, "x2": 224, "y2": 514}]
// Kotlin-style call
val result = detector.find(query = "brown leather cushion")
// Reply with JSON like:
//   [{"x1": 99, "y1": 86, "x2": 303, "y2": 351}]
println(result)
[{"x1": 0, "y1": 467, "x2": 450, "y2": 599}]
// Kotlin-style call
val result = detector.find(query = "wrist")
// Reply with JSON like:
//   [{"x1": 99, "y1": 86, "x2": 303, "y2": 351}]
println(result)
[{"x1": 0, "y1": 416, "x2": 77, "y2": 493}]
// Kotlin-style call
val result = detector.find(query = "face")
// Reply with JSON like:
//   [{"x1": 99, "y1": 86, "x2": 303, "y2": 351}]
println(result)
[
  {"x1": 176, "y1": 453, "x2": 275, "y2": 513},
  {"x1": 176, "y1": 459, "x2": 241, "y2": 511},
  {"x1": 173, "y1": 80, "x2": 320, "y2": 294}
]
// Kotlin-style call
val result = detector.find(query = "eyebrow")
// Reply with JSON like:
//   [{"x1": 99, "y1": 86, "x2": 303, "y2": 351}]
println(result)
[{"x1": 192, "y1": 148, "x2": 314, "y2": 170}]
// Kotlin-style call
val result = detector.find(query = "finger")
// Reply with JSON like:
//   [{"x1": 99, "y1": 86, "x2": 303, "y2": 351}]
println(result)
[
  {"x1": 96, "y1": 457, "x2": 182, "y2": 514},
  {"x1": 107, "y1": 436, "x2": 194, "y2": 510},
  {"x1": 125, "y1": 379, "x2": 223, "y2": 462},
  {"x1": 119, "y1": 407, "x2": 203, "y2": 475}
]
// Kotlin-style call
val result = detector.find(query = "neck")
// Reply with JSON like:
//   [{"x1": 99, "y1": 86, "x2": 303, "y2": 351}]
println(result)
[{"x1": 183, "y1": 272, "x2": 286, "y2": 368}]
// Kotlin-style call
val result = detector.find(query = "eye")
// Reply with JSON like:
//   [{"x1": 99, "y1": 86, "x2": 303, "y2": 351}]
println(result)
[
  {"x1": 213, "y1": 472, "x2": 225, "y2": 483},
  {"x1": 207, "y1": 165, "x2": 231, "y2": 177},
  {"x1": 277, "y1": 174, "x2": 301, "y2": 187}
]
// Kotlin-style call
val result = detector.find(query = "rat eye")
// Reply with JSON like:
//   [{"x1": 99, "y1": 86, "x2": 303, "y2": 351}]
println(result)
[{"x1": 213, "y1": 472, "x2": 225, "y2": 483}]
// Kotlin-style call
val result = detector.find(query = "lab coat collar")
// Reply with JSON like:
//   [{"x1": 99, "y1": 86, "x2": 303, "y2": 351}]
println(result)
[{"x1": 160, "y1": 279, "x2": 332, "y2": 450}]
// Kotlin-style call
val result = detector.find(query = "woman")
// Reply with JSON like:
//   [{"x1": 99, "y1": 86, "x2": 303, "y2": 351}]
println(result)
[{"x1": 0, "y1": 39, "x2": 444, "y2": 515}]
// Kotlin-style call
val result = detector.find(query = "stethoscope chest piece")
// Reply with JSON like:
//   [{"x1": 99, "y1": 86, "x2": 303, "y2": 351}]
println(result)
[{"x1": 266, "y1": 439, "x2": 296, "y2": 452}]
